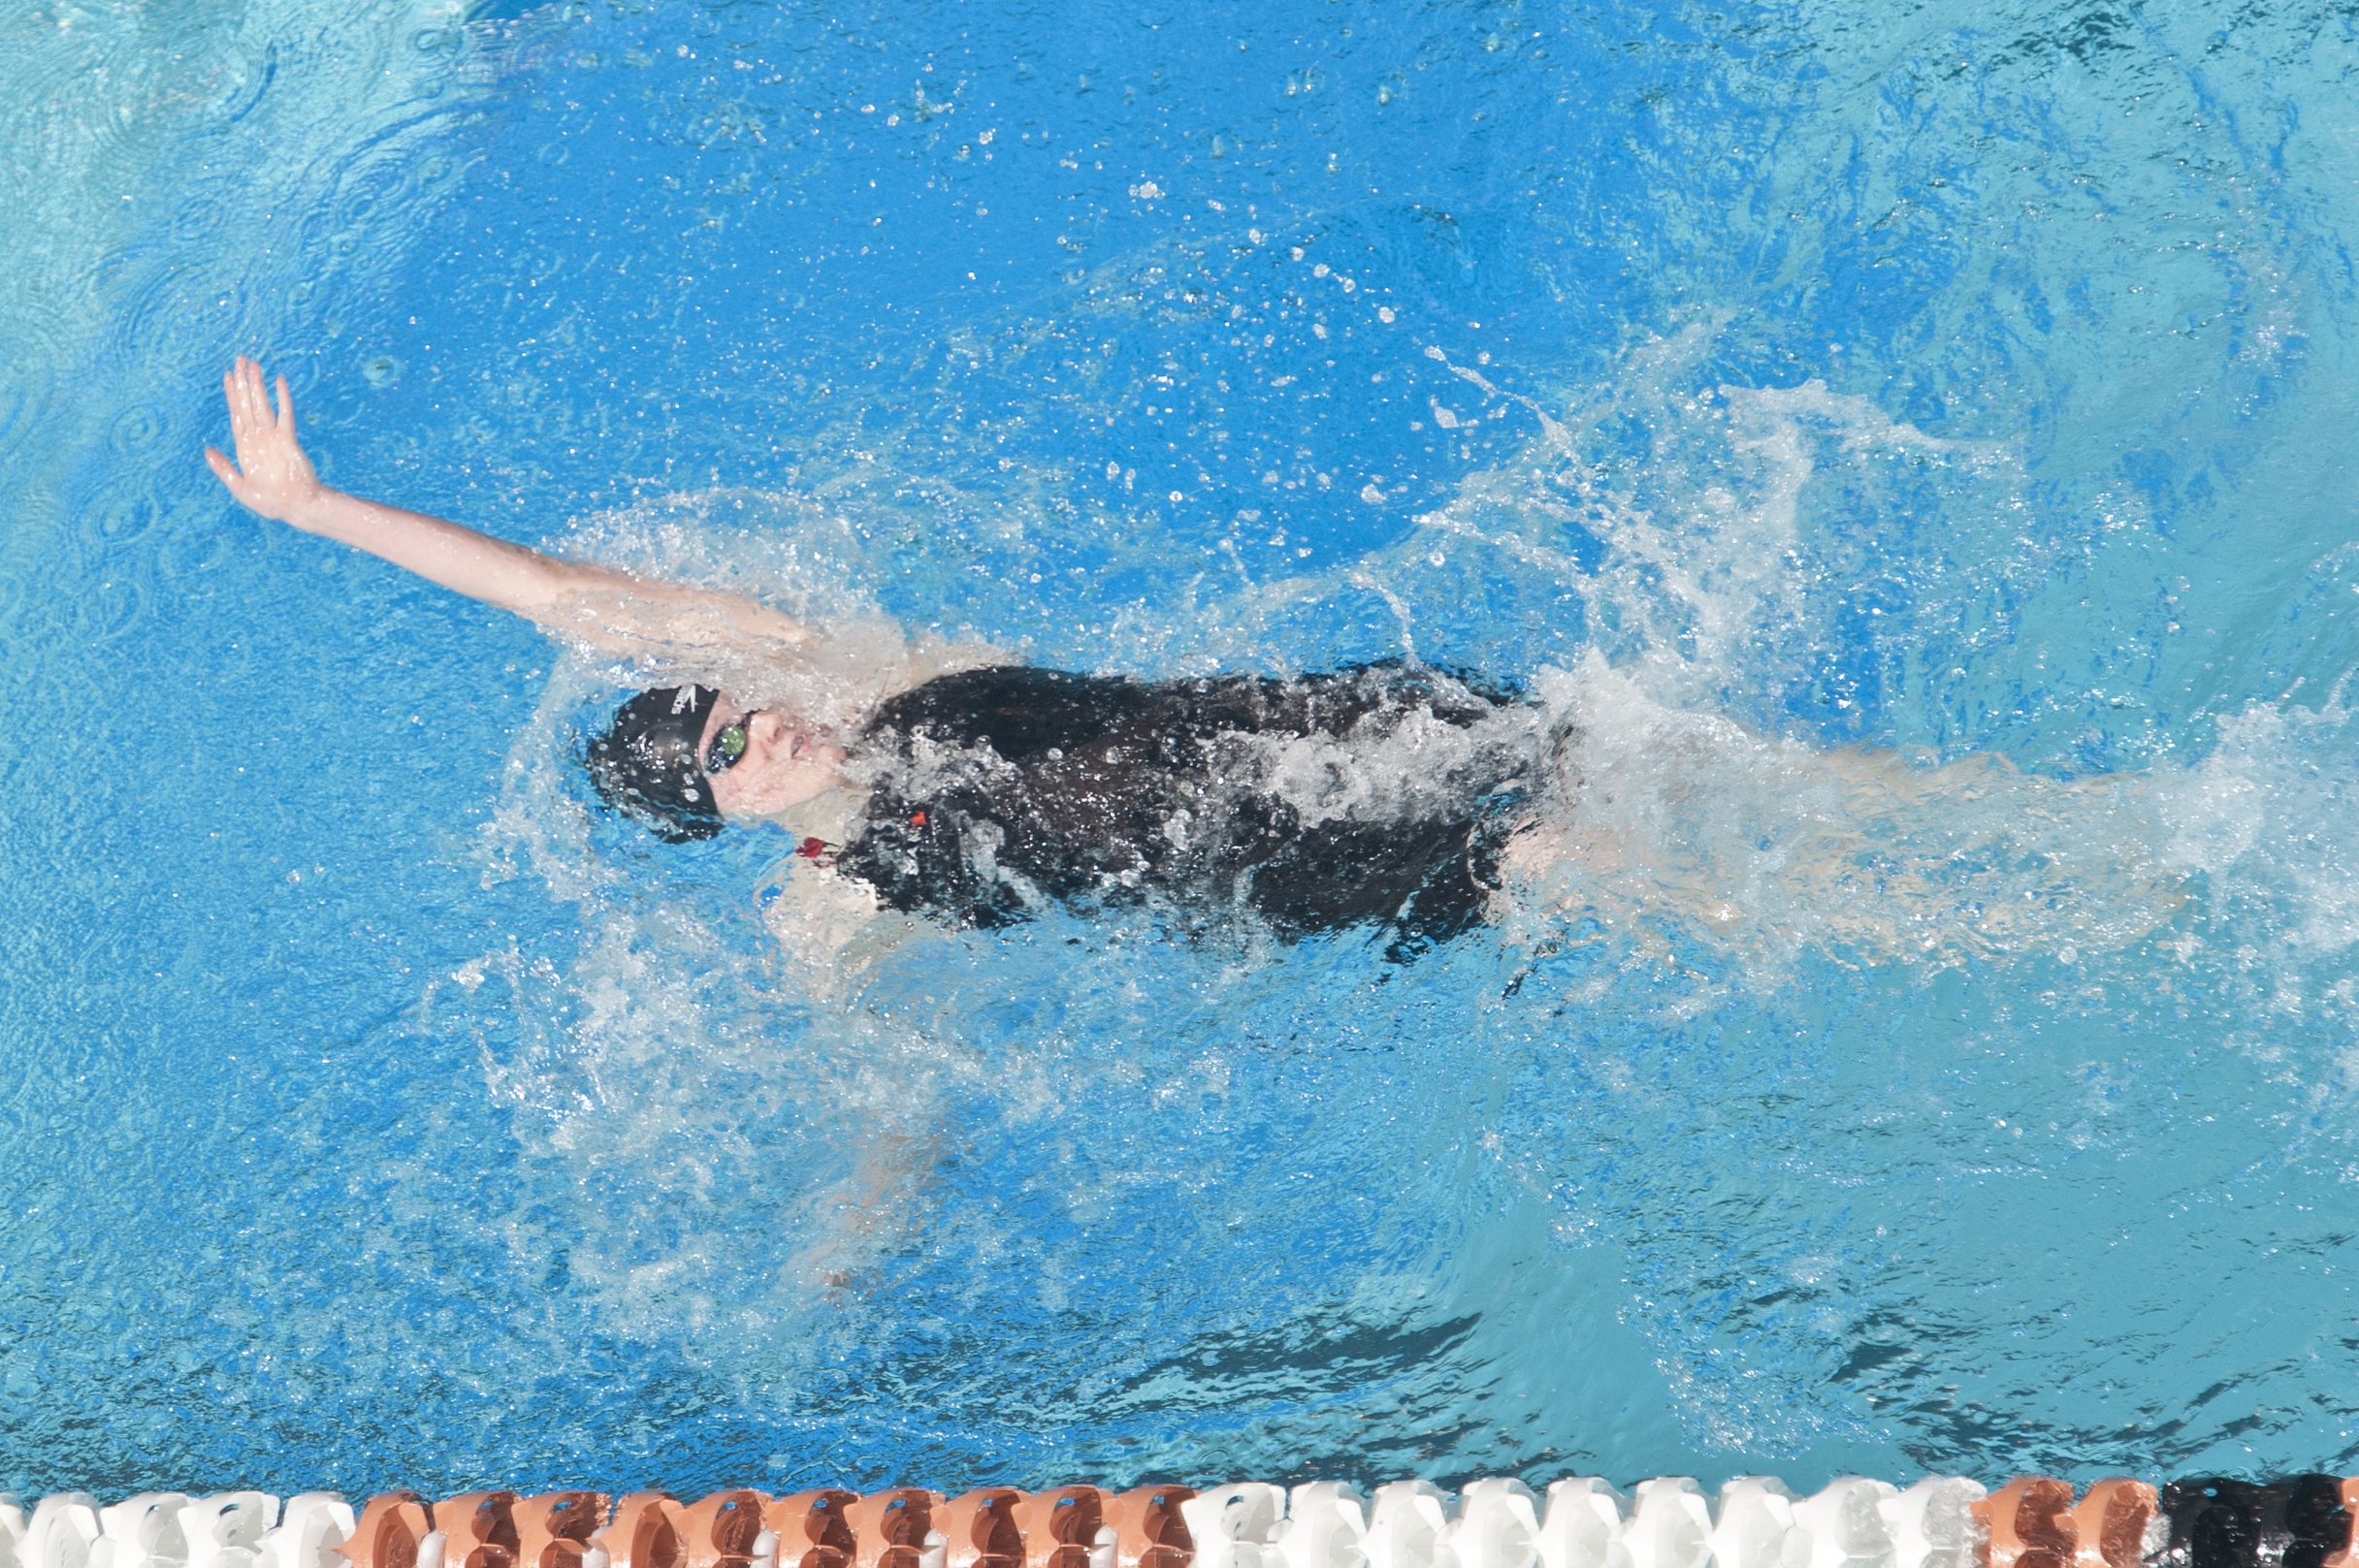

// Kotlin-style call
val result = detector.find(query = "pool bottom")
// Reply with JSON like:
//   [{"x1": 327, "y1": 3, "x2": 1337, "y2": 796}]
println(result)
[{"x1": 10, "y1": 1473, "x2": 2353, "y2": 1568}]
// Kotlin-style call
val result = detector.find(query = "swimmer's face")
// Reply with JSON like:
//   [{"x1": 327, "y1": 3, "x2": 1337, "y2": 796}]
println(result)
[{"x1": 700, "y1": 695, "x2": 846, "y2": 821}]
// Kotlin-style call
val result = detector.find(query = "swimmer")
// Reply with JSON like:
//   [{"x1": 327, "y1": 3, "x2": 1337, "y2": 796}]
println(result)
[
  {"x1": 206, "y1": 356, "x2": 1563, "y2": 954},
  {"x1": 209, "y1": 358, "x2": 2192, "y2": 969}
]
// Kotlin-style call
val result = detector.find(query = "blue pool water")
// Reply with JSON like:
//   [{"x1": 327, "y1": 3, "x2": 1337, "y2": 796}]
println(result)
[{"x1": 5, "y1": 0, "x2": 2359, "y2": 1502}]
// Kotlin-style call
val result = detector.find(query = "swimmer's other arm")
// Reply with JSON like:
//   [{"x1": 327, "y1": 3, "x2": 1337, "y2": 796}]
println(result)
[{"x1": 201, "y1": 355, "x2": 813, "y2": 657}]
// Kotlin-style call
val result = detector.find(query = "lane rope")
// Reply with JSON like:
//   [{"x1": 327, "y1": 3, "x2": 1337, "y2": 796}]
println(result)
[{"x1": 3, "y1": 1476, "x2": 2345, "y2": 1568}]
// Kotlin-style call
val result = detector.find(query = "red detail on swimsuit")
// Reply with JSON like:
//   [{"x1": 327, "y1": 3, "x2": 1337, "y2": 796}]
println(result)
[
  {"x1": 910, "y1": 811, "x2": 927, "y2": 828},
  {"x1": 797, "y1": 836, "x2": 827, "y2": 859}
]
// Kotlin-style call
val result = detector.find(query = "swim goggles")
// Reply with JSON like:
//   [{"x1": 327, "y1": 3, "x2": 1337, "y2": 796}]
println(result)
[{"x1": 704, "y1": 712, "x2": 759, "y2": 776}]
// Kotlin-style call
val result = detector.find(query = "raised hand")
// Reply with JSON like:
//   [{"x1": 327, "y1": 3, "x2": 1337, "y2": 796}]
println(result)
[
  {"x1": 189, "y1": 351, "x2": 837, "y2": 662},
  {"x1": 204, "y1": 355, "x2": 324, "y2": 527}
]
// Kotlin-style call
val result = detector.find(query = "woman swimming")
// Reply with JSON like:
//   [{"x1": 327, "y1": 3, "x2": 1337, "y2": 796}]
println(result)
[
  {"x1": 205, "y1": 357, "x2": 1564, "y2": 953},
  {"x1": 210, "y1": 357, "x2": 2203, "y2": 973}
]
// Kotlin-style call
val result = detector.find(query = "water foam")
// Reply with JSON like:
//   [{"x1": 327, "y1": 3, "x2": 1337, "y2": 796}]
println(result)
[{"x1": 461, "y1": 312, "x2": 2359, "y2": 1446}]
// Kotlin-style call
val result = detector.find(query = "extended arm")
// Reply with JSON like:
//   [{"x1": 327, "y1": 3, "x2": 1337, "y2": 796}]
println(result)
[{"x1": 203, "y1": 356, "x2": 813, "y2": 656}]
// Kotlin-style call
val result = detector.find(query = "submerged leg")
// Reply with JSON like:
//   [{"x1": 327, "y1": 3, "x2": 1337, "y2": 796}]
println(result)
[{"x1": 1499, "y1": 715, "x2": 2185, "y2": 969}]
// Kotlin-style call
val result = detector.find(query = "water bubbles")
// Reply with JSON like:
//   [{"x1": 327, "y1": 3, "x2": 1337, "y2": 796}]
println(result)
[{"x1": 361, "y1": 355, "x2": 401, "y2": 388}]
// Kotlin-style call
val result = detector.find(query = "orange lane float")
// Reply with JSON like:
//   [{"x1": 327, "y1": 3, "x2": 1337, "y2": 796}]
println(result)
[
  {"x1": 1014, "y1": 1488, "x2": 1103, "y2": 1568},
  {"x1": 598, "y1": 1493, "x2": 687, "y2": 1568},
  {"x1": 341, "y1": 1493, "x2": 432, "y2": 1568},
  {"x1": 768, "y1": 1491, "x2": 859, "y2": 1568},
  {"x1": 1980, "y1": 1477, "x2": 2078, "y2": 1568},
  {"x1": 677, "y1": 1489, "x2": 767, "y2": 1568},
  {"x1": 940, "y1": 1488, "x2": 1025, "y2": 1568},
  {"x1": 515, "y1": 1492, "x2": 609, "y2": 1568},
  {"x1": 845, "y1": 1489, "x2": 940, "y2": 1568},
  {"x1": 1973, "y1": 1476, "x2": 2160, "y2": 1568},
  {"x1": 1105, "y1": 1487, "x2": 1194, "y2": 1568},
  {"x1": 2070, "y1": 1480, "x2": 2160, "y2": 1568},
  {"x1": 435, "y1": 1491, "x2": 520, "y2": 1568}
]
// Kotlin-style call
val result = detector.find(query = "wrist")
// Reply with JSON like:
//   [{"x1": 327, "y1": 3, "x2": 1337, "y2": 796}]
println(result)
[{"x1": 279, "y1": 483, "x2": 339, "y2": 533}]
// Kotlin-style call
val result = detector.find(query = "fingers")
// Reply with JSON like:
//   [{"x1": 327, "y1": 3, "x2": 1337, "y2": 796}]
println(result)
[
  {"x1": 229, "y1": 357, "x2": 265, "y2": 448},
  {"x1": 221, "y1": 355, "x2": 288, "y2": 453},
  {"x1": 204, "y1": 446, "x2": 254, "y2": 509},
  {"x1": 223, "y1": 367, "x2": 245, "y2": 446},
  {"x1": 241, "y1": 356, "x2": 269, "y2": 432}
]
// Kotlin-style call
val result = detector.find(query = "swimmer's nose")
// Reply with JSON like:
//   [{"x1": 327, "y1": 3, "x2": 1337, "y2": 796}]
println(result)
[{"x1": 748, "y1": 710, "x2": 791, "y2": 756}]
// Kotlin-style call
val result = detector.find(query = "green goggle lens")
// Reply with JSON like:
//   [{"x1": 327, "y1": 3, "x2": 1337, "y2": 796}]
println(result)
[{"x1": 704, "y1": 718, "x2": 753, "y2": 775}]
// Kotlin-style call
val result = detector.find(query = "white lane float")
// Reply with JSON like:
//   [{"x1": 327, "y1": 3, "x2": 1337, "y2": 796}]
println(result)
[
  {"x1": 1536, "y1": 1480, "x2": 1629, "y2": 1568},
  {"x1": 1180, "y1": 1488, "x2": 1288, "y2": 1568},
  {"x1": 1878, "y1": 1480, "x2": 1987, "y2": 1568},
  {"x1": 1445, "y1": 1481, "x2": 1540, "y2": 1568},
  {"x1": 23, "y1": 1498, "x2": 103, "y2": 1568},
  {"x1": 1272, "y1": 1485, "x2": 1367, "y2": 1568},
  {"x1": 259, "y1": 1498, "x2": 355, "y2": 1568},
  {"x1": 1708, "y1": 1480, "x2": 1800, "y2": 1568},
  {"x1": 1622, "y1": 1481, "x2": 1711, "y2": 1568},
  {"x1": 1364, "y1": 1484, "x2": 1452, "y2": 1568},
  {"x1": 178, "y1": 1493, "x2": 278, "y2": 1568}
]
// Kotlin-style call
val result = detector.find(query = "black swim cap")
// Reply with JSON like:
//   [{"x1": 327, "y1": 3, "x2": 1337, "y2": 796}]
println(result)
[{"x1": 584, "y1": 685, "x2": 727, "y2": 843}]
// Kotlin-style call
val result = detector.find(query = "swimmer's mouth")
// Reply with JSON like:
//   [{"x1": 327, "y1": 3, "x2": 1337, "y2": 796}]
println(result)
[{"x1": 789, "y1": 730, "x2": 810, "y2": 760}]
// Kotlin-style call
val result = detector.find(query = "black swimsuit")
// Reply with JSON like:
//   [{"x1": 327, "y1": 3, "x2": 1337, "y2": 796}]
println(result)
[{"x1": 829, "y1": 664, "x2": 1555, "y2": 952}]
